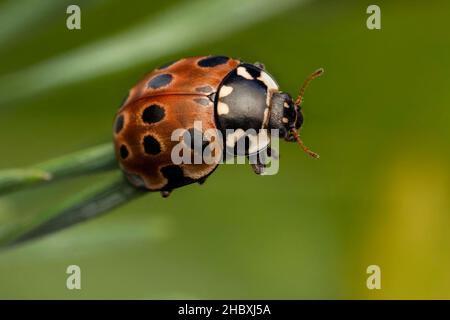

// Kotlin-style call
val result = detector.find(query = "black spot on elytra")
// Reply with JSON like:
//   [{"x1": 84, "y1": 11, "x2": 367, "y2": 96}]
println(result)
[
  {"x1": 147, "y1": 74, "x2": 173, "y2": 89},
  {"x1": 195, "y1": 85, "x2": 213, "y2": 93},
  {"x1": 114, "y1": 114, "x2": 124, "y2": 134},
  {"x1": 194, "y1": 98, "x2": 210, "y2": 106},
  {"x1": 120, "y1": 145, "x2": 129, "y2": 159},
  {"x1": 161, "y1": 165, "x2": 184, "y2": 182},
  {"x1": 142, "y1": 104, "x2": 165, "y2": 124},
  {"x1": 158, "y1": 60, "x2": 175, "y2": 70},
  {"x1": 143, "y1": 135, "x2": 161, "y2": 155},
  {"x1": 160, "y1": 165, "x2": 194, "y2": 190},
  {"x1": 198, "y1": 56, "x2": 229, "y2": 67}
]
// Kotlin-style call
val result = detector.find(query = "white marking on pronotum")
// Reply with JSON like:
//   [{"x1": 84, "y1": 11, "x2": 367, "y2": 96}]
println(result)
[
  {"x1": 219, "y1": 85, "x2": 233, "y2": 98},
  {"x1": 217, "y1": 102, "x2": 229, "y2": 115},
  {"x1": 284, "y1": 102, "x2": 290, "y2": 108},
  {"x1": 282, "y1": 117, "x2": 289, "y2": 123},
  {"x1": 262, "y1": 107, "x2": 270, "y2": 128},
  {"x1": 257, "y1": 71, "x2": 278, "y2": 91},
  {"x1": 257, "y1": 71, "x2": 279, "y2": 106},
  {"x1": 237, "y1": 67, "x2": 254, "y2": 80}
]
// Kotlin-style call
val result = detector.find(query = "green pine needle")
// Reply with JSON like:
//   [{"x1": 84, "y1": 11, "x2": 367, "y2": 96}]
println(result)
[
  {"x1": 0, "y1": 143, "x2": 116, "y2": 196},
  {"x1": 0, "y1": 174, "x2": 145, "y2": 249}
]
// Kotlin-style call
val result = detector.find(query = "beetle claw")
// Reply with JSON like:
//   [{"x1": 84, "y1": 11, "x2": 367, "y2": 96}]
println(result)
[
  {"x1": 251, "y1": 163, "x2": 265, "y2": 175},
  {"x1": 160, "y1": 190, "x2": 172, "y2": 198}
]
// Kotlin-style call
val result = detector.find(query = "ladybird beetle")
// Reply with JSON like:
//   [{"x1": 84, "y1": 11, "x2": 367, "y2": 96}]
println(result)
[{"x1": 113, "y1": 56, "x2": 323, "y2": 197}]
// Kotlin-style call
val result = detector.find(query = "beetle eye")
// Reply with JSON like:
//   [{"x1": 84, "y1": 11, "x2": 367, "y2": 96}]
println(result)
[{"x1": 295, "y1": 109, "x2": 304, "y2": 129}]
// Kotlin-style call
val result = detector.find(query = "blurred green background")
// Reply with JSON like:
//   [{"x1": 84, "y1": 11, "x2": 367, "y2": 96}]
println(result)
[{"x1": 0, "y1": 0, "x2": 449, "y2": 299}]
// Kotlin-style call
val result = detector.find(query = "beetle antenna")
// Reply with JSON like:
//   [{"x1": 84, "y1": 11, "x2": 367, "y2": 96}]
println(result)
[
  {"x1": 290, "y1": 129, "x2": 319, "y2": 159},
  {"x1": 295, "y1": 68, "x2": 324, "y2": 107}
]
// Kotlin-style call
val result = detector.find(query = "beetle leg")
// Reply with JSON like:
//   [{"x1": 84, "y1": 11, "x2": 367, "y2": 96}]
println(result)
[
  {"x1": 249, "y1": 153, "x2": 266, "y2": 175},
  {"x1": 267, "y1": 146, "x2": 279, "y2": 160},
  {"x1": 254, "y1": 62, "x2": 265, "y2": 70}
]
